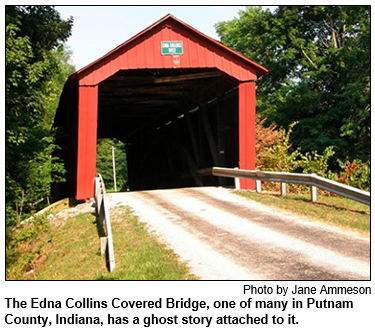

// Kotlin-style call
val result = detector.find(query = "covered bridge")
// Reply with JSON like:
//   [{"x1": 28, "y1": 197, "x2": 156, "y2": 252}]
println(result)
[{"x1": 53, "y1": 14, "x2": 269, "y2": 201}]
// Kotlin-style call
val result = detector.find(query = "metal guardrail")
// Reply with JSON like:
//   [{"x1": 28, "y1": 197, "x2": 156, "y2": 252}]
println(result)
[
  {"x1": 95, "y1": 174, "x2": 115, "y2": 272},
  {"x1": 201, "y1": 167, "x2": 370, "y2": 206}
]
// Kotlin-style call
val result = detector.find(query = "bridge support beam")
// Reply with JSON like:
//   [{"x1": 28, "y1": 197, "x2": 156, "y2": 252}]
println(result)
[
  {"x1": 76, "y1": 85, "x2": 98, "y2": 200},
  {"x1": 239, "y1": 82, "x2": 256, "y2": 190}
]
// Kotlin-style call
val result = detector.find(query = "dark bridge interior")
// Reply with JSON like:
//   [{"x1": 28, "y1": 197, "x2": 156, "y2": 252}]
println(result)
[{"x1": 97, "y1": 68, "x2": 239, "y2": 190}]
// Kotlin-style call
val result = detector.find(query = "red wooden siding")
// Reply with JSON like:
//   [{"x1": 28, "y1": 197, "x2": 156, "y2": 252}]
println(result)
[
  {"x1": 239, "y1": 82, "x2": 256, "y2": 190},
  {"x1": 76, "y1": 86, "x2": 98, "y2": 200},
  {"x1": 77, "y1": 15, "x2": 266, "y2": 86}
]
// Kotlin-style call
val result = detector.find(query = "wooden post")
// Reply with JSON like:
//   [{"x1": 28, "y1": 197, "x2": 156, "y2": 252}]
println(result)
[
  {"x1": 201, "y1": 104, "x2": 220, "y2": 166},
  {"x1": 311, "y1": 186, "x2": 318, "y2": 202},
  {"x1": 281, "y1": 182, "x2": 287, "y2": 197},
  {"x1": 185, "y1": 110, "x2": 200, "y2": 167},
  {"x1": 239, "y1": 82, "x2": 256, "y2": 190},
  {"x1": 200, "y1": 101, "x2": 225, "y2": 186},
  {"x1": 76, "y1": 85, "x2": 98, "y2": 200},
  {"x1": 256, "y1": 180, "x2": 262, "y2": 193},
  {"x1": 234, "y1": 167, "x2": 240, "y2": 189},
  {"x1": 216, "y1": 95, "x2": 226, "y2": 166},
  {"x1": 216, "y1": 90, "x2": 227, "y2": 186},
  {"x1": 100, "y1": 237, "x2": 108, "y2": 256}
]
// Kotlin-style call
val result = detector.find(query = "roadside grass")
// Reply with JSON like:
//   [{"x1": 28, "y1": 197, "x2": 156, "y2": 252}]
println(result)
[
  {"x1": 233, "y1": 190, "x2": 370, "y2": 237},
  {"x1": 6, "y1": 205, "x2": 197, "y2": 280}
]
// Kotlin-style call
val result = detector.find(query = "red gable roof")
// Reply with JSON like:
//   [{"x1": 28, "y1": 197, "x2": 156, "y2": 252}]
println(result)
[{"x1": 73, "y1": 14, "x2": 269, "y2": 86}]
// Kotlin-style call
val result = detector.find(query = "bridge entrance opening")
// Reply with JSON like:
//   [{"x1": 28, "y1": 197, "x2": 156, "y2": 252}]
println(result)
[
  {"x1": 97, "y1": 68, "x2": 239, "y2": 191},
  {"x1": 53, "y1": 14, "x2": 268, "y2": 201}
]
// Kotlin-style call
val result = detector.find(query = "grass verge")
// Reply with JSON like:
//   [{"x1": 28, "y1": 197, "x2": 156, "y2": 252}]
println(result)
[
  {"x1": 233, "y1": 190, "x2": 370, "y2": 237},
  {"x1": 6, "y1": 205, "x2": 197, "y2": 280}
]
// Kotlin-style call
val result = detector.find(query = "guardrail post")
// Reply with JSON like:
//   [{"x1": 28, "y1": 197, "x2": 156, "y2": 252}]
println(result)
[
  {"x1": 311, "y1": 186, "x2": 318, "y2": 202},
  {"x1": 256, "y1": 180, "x2": 262, "y2": 193},
  {"x1": 94, "y1": 174, "x2": 116, "y2": 272},
  {"x1": 100, "y1": 237, "x2": 108, "y2": 255},
  {"x1": 281, "y1": 182, "x2": 287, "y2": 197},
  {"x1": 234, "y1": 167, "x2": 240, "y2": 190}
]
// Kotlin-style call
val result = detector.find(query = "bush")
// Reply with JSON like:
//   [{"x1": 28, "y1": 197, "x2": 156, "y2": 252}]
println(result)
[
  {"x1": 295, "y1": 146, "x2": 336, "y2": 178},
  {"x1": 256, "y1": 120, "x2": 300, "y2": 172},
  {"x1": 256, "y1": 119, "x2": 369, "y2": 193},
  {"x1": 338, "y1": 160, "x2": 370, "y2": 192}
]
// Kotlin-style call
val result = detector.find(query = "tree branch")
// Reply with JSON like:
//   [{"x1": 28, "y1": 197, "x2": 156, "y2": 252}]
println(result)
[
  {"x1": 301, "y1": 48, "x2": 318, "y2": 70},
  {"x1": 323, "y1": 18, "x2": 339, "y2": 48}
]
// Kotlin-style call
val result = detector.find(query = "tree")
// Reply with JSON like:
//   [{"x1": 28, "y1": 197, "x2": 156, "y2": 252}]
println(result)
[
  {"x1": 215, "y1": 6, "x2": 370, "y2": 164},
  {"x1": 6, "y1": 6, "x2": 73, "y2": 224}
]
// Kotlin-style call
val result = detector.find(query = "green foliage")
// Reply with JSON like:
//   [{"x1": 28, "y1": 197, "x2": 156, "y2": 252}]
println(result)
[
  {"x1": 96, "y1": 139, "x2": 128, "y2": 191},
  {"x1": 11, "y1": 216, "x2": 50, "y2": 247},
  {"x1": 216, "y1": 6, "x2": 370, "y2": 163},
  {"x1": 295, "y1": 146, "x2": 336, "y2": 178},
  {"x1": 257, "y1": 122, "x2": 337, "y2": 193},
  {"x1": 6, "y1": 6, "x2": 74, "y2": 225},
  {"x1": 6, "y1": 215, "x2": 51, "y2": 271},
  {"x1": 337, "y1": 160, "x2": 370, "y2": 191},
  {"x1": 256, "y1": 120, "x2": 370, "y2": 193}
]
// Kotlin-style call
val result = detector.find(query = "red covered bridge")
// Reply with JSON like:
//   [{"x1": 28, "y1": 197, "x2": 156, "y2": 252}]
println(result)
[{"x1": 53, "y1": 14, "x2": 269, "y2": 201}]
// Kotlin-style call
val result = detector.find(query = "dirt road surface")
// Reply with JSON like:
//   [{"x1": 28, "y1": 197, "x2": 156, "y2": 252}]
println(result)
[{"x1": 107, "y1": 187, "x2": 370, "y2": 280}]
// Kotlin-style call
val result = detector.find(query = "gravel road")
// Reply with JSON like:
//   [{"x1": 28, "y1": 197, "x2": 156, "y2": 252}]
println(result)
[{"x1": 107, "y1": 187, "x2": 370, "y2": 280}]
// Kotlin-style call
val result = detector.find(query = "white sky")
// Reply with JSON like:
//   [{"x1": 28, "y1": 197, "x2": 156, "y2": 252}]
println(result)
[{"x1": 55, "y1": 5, "x2": 250, "y2": 70}]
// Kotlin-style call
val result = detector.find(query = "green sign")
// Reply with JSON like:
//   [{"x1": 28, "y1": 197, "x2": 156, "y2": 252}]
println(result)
[{"x1": 161, "y1": 41, "x2": 183, "y2": 55}]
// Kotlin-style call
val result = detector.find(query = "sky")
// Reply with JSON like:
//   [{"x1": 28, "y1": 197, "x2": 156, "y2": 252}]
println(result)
[{"x1": 55, "y1": 6, "x2": 249, "y2": 71}]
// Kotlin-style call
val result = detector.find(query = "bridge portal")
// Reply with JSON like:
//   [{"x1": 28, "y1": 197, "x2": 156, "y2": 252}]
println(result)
[{"x1": 53, "y1": 14, "x2": 268, "y2": 200}]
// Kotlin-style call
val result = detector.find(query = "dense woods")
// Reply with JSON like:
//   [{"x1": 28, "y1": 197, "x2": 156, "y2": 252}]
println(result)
[
  {"x1": 5, "y1": 6, "x2": 370, "y2": 227},
  {"x1": 6, "y1": 6, "x2": 74, "y2": 225}
]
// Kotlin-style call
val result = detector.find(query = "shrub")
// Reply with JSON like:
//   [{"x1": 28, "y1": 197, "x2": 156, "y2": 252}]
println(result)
[
  {"x1": 256, "y1": 119, "x2": 369, "y2": 194},
  {"x1": 338, "y1": 160, "x2": 370, "y2": 192},
  {"x1": 295, "y1": 146, "x2": 336, "y2": 178},
  {"x1": 256, "y1": 120, "x2": 300, "y2": 173}
]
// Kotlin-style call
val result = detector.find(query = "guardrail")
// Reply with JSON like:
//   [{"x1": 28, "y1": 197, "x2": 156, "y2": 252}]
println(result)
[
  {"x1": 94, "y1": 174, "x2": 115, "y2": 272},
  {"x1": 200, "y1": 167, "x2": 370, "y2": 206}
]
